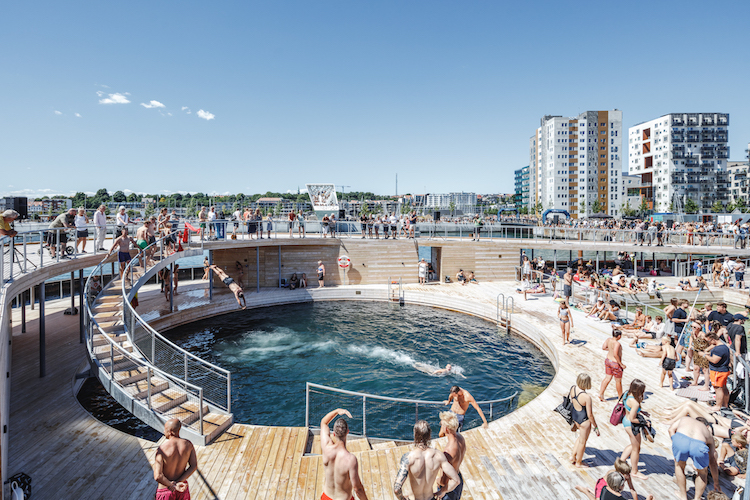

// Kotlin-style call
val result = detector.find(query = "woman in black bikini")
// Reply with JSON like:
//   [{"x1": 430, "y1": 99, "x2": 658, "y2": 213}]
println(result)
[{"x1": 569, "y1": 373, "x2": 600, "y2": 468}]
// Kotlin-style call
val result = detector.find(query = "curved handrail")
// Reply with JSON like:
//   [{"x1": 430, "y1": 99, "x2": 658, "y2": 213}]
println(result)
[
  {"x1": 306, "y1": 382, "x2": 518, "y2": 406},
  {"x1": 83, "y1": 255, "x2": 208, "y2": 432},
  {"x1": 119, "y1": 231, "x2": 231, "y2": 412}
]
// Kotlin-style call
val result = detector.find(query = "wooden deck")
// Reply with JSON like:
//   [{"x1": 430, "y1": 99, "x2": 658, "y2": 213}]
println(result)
[{"x1": 8, "y1": 280, "x2": 746, "y2": 499}]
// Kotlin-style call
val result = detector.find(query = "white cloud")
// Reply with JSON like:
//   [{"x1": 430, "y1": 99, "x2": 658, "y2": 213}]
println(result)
[
  {"x1": 167, "y1": 112, "x2": 172, "y2": 116},
  {"x1": 96, "y1": 91, "x2": 105, "y2": 97},
  {"x1": 75, "y1": 113, "x2": 82, "y2": 118},
  {"x1": 197, "y1": 109, "x2": 215, "y2": 121},
  {"x1": 181, "y1": 106, "x2": 192, "y2": 114},
  {"x1": 54, "y1": 110, "x2": 62, "y2": 115},
  {"x1": 141, "y1": 100, "x2": 165, "y2": 109},
  {"x1": 99, "y1": 92, "x2": 130, "y2": 104}
]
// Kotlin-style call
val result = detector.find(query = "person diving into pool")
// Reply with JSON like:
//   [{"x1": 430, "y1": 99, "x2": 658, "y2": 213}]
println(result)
[
  {"x1": 209, "y1": 265, "x2": 246, "y2": 309},
  {"x1": 413, "y1": 363, "x2": 465, "y2": 378}
]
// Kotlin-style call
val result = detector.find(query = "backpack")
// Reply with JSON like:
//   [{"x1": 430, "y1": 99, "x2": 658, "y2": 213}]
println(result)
[{"x1": 5, "y1": 473, "x2": 31, "y2": 500}]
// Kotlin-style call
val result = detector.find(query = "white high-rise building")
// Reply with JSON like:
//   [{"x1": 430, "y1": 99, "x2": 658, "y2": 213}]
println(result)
[
  {"x1": 628, "y1": 113, "x2": 730, "y2": 213},
  {"x1": 530, "y1": 110, "x2": 622, "y2": 217}
]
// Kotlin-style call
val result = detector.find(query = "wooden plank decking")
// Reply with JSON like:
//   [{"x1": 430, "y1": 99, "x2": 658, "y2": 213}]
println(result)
[{"x1": 8, "y1": 281, "x2": 746, "y2": 499}]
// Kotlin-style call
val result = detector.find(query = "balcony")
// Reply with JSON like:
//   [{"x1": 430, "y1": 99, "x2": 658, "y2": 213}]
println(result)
[
  {"x1": 672, "y1": 150, "x2": 685, "y2": 159},
  {"x1": 672, "y1": 133, "x2": 685, "y2": 142},
  {"x1": 717, "y1": 147, "x2": 730, "y2": 159},
  {"x1": 686, "y1": 160, "x2": 699, "y2": 168},
  {"x1": 700, "y1": 148, "x2": 716, "y2": 158},
  {"x1": 718, "y1": 114, "x2": 729, "y2": 126},
  {"x1": 671, "y1": 116, "x2": 685, "y2": 126},
  {"x1": 700, "y1": 131, "x2": 715, "y2": 142},
  {"x1": 702, "y1": 116, "x2": 715, "y2": 126},
  {"x1": 687, "y1": 114, "x2": 700, "y2": 126},
  {"x1": 716, "y1": 132, "x2": 728, "y2": 143},
  {"x1": 686, "y1": 134, "x2": 700, "y2": 143}
]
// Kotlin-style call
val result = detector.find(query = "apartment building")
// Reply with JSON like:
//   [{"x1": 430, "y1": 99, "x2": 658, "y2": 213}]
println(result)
[
  {"x1": 528, "y1": 130, "x2": 542, "y2": 211},
  {"x1": 628, "y1": 113, "x2": 730, "y2": 212},
  {"x1": 514, "y1": 166, "x2": 530, "y2": 210},
  {"x1": 425, "y1": 192, "x2": 478, "y2": 214},
  {"x1": 728, "y1": 160, "x2": 749, "y2": 207},
  {"x1": 620, "y1": 174, "x2": 643, "y2": 212},
  {"x1": 530, "y1": 110, "x2": 622, "y2": 217}
]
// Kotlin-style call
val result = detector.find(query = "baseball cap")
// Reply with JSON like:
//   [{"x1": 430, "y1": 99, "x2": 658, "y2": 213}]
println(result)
[{"x1": 733, "y1": 314, "x2": 747, "y2": 322}]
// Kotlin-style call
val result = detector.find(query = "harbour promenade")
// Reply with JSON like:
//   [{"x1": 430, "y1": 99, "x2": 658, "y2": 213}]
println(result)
[
  {"x1": 8, "y1": 276, "x2": 748, "y2": 498},
  {"x1": 3, "y1": 227, "x2": 750, "y2": 498}
]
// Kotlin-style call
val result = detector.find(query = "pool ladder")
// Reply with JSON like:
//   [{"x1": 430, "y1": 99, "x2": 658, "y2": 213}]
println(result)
[
  {"x1": 496, "y1": 294, "x2": 514, "y2": 333},
  {"x1": 388, "y1": 277, "x2": 404, "y2": 306}
]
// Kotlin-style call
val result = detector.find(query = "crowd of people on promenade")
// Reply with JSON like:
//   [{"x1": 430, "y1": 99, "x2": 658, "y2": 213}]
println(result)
[{"x1": 541, "y1": 217, "x2": 750, "y2": 250}]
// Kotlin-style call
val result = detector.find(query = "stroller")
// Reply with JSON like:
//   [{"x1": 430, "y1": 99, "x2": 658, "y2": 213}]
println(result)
[{"x1": 38, "y1": 228, "x2": 75, "y2": 257}]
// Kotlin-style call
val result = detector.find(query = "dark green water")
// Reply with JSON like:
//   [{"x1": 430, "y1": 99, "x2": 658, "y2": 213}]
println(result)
[{"x1": 165, "y1": 301, "x2": 555, "y2": 438}]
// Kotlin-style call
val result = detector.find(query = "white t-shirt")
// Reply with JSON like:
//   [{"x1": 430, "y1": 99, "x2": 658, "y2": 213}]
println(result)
[
  {"x1": 208, "y1": 211, "x2": 216, "y2": 222},
  {"x1": 94, "y1": 210, "x2": 107, "y2": 228},
  {"x1": 418, "y1": 262, "x2": 428, "y2": 277},
  {"x1": 116, "y1": 212, "x2": 129, "y2": 226},
  {"x1": 75, "y1": 214, "x2": 87, "y2": 230},
  {"x1": 232, "y1": 210, "x2": 241, "y2": 221}
]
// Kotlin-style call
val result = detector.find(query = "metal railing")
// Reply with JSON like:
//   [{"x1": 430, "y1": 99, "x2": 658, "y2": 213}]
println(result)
[
  {"x1": 305, "y1": 382, "x2": 518, "y2": 441},
  {"x1": 83, "y1": 255, "x2": 208, "y2": 434},
  {"x1": 120, "y1": 232, "x2": 232, "y2": 413},
  {"x1": 496, "y1": 293, "x2": 514, "y2": 331}
]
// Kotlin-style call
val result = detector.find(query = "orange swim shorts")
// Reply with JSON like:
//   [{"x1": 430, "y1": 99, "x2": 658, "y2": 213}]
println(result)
[
  {"x1": 710, "y1": 370, "x2": 730, "y2": 388},
  {"x1": 322, "y1": 494, "x2": 353, "y2": 500}
]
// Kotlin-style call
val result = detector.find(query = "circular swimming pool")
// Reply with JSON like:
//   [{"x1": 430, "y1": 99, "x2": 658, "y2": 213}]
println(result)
[{"x1": 166, "y1": 301, "x2": 554, "y2": 438}]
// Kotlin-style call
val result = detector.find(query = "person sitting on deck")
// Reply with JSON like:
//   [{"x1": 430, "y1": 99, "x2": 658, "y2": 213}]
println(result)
[
  {"x1": 575, "y1": 459, "x2": 652, "y2": 500},
  {"x1": 718, "y1": 431, "x2": 748, "y2": 477},
  {"x1": 620, "y1": 308, "x2": 646, "y2": 332},
  {"x1": 289, "y1": 273, "x2": 300, "y2": 290},
  {"x1": 209, "y1": 265, "x2": 246, "y2": 309},
  {"x1": 456, "y1": 269, "x2": 466, "y2": 285},
  {"x1": 467, "y1": 271, "x2": 478, "y2": 284},
  {"x1": 597, "y1": 300, "x2": 621, "y2": 322},
  {"x1": 583, "y1": 297, "x2": 607, "y2": 317}
]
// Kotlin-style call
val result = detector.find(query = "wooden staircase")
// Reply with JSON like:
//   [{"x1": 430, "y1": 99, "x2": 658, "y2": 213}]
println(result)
[{"x1": 87, "y1": 269, "x2": 233, "y2": 445}]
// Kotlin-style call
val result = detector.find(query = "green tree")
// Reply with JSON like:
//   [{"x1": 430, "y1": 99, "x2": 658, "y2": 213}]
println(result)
[
  {"x1": 71, "y1": 192, "x2": 87, "y2": 208},
  {"x1": 275, "y1": 200, "x2": 283, "y2": 216},
  {"x1": 711, "y1": 200, "x2": 724, "y2": 213},
  {"x1": 127, "y1": 209, "x2": 136, "y2": 219},
  {"x1": 519, "y1": 207, "x2": 528, "y2": 215},
  {"x1": 668, "y1": 202, "x2": 675, "y2": 213},
  {"x1": 113, "y1": 190, "x2": 127, "y2": 203},
  {"x1": 449, "y1": 200, "x2": 456, "y2": 216},
  {"x1": 621, "y1": 201, "x2": 637, "y2": 217},
  {"x1": 400, "y1": 203, "x2": 411, "y2": 215},
  {"x1": 684, "y1": 198, "x2": 699, "y2": 214},
  {"x1": 127, "y1": 193, "x2": 139, "y2": 202},
  {"x1": 95, "y1": 189, "x2": 110, "y2": 202},
  {"x1": 591, "y1": 200, "x2": 603, "y2": 214},
  {"x1": 639, "y1": 198, "x2": 650, "y2": 214}
]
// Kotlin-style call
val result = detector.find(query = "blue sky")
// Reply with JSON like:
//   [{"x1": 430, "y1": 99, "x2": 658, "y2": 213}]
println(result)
[{"x1": 3, "y1": 1, "x2": 749, "y2": 198}]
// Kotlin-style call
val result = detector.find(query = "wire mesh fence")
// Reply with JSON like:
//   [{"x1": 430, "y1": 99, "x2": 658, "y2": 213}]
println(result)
[{"x1": 306, "y1": 383, "x2": 518, "y2": 441}]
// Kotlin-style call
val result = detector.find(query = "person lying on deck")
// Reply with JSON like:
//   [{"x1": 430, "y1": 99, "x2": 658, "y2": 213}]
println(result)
[
  {"x1": 516, "y1": 280, "x2": 545, "y2": 300},
  {"x1": 209, "y1": 265, "x2": 246, "y2": 309}
]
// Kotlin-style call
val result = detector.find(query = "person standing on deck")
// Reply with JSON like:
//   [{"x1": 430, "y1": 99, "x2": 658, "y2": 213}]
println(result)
[
  {"x1": 152, "y1": 419, "x2": 197, "y2": 500},
  {"x1": 319, "y1": 408, "x2": 368, "y2": 500},
  {"x1": 438, "y1": 411, "x2": 466, "y2": 499},
  {"x1": 598, "y1": 329, "x2": 626, "y2": 401},
  {"x1": 563, "y1": 267, "x2": 573, "y2": 306},
  {"x1": 317, "y1": 260, "x2": 325, "y2": 288},
  {"x1": 443, "y1": 386, "x2": 488, "y2": 431},
  {"x1": 669, "y1": 416, "x2": 721, "y2": 500},
  {"x1": 394, "y1": 420, "x2": 459, "y2": 500}
]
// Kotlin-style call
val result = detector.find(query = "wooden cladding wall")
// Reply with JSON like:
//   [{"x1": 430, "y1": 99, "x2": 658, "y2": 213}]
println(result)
[{"x1": 210, "y1": 240, "x2": 520, "y2": 289}]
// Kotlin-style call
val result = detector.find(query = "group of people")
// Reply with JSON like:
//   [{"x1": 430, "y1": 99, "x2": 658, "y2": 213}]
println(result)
[
  {"x1": 542, "y1": 217, "x2": 750, "y2": 251},
  {"x1": 150, "y1": 385, "x2": 488, "y2": 500},
  {"x1": 359, "y1": 211, "x2": 419, "y2": 240}
]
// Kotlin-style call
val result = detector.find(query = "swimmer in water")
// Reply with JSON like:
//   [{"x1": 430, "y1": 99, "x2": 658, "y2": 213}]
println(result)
[{"x1": 414, "y1": 363, "x2": 465, "y2": 378}]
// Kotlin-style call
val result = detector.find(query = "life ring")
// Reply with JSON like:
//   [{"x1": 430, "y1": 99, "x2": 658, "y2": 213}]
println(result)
[{"x1": 338, "y1": 255, "x2": 351, "y2": 269}]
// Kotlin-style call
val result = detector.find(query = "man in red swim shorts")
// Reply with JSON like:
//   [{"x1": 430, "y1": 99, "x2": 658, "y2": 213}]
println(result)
[
  {"x1": 152, "y1": 419, "x2": 197, "y2": 500},
  {"x1": 320, "y1": 407, "x2": 369, "y2": 500},
  {"x1": 598, "y1": 329, "x2": 626, "y2": 401}
]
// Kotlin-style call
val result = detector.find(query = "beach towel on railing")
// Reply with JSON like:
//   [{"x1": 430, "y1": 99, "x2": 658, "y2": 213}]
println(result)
[{"x1": 183, "y1": 222, "x2": 200, "y2": 242}]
